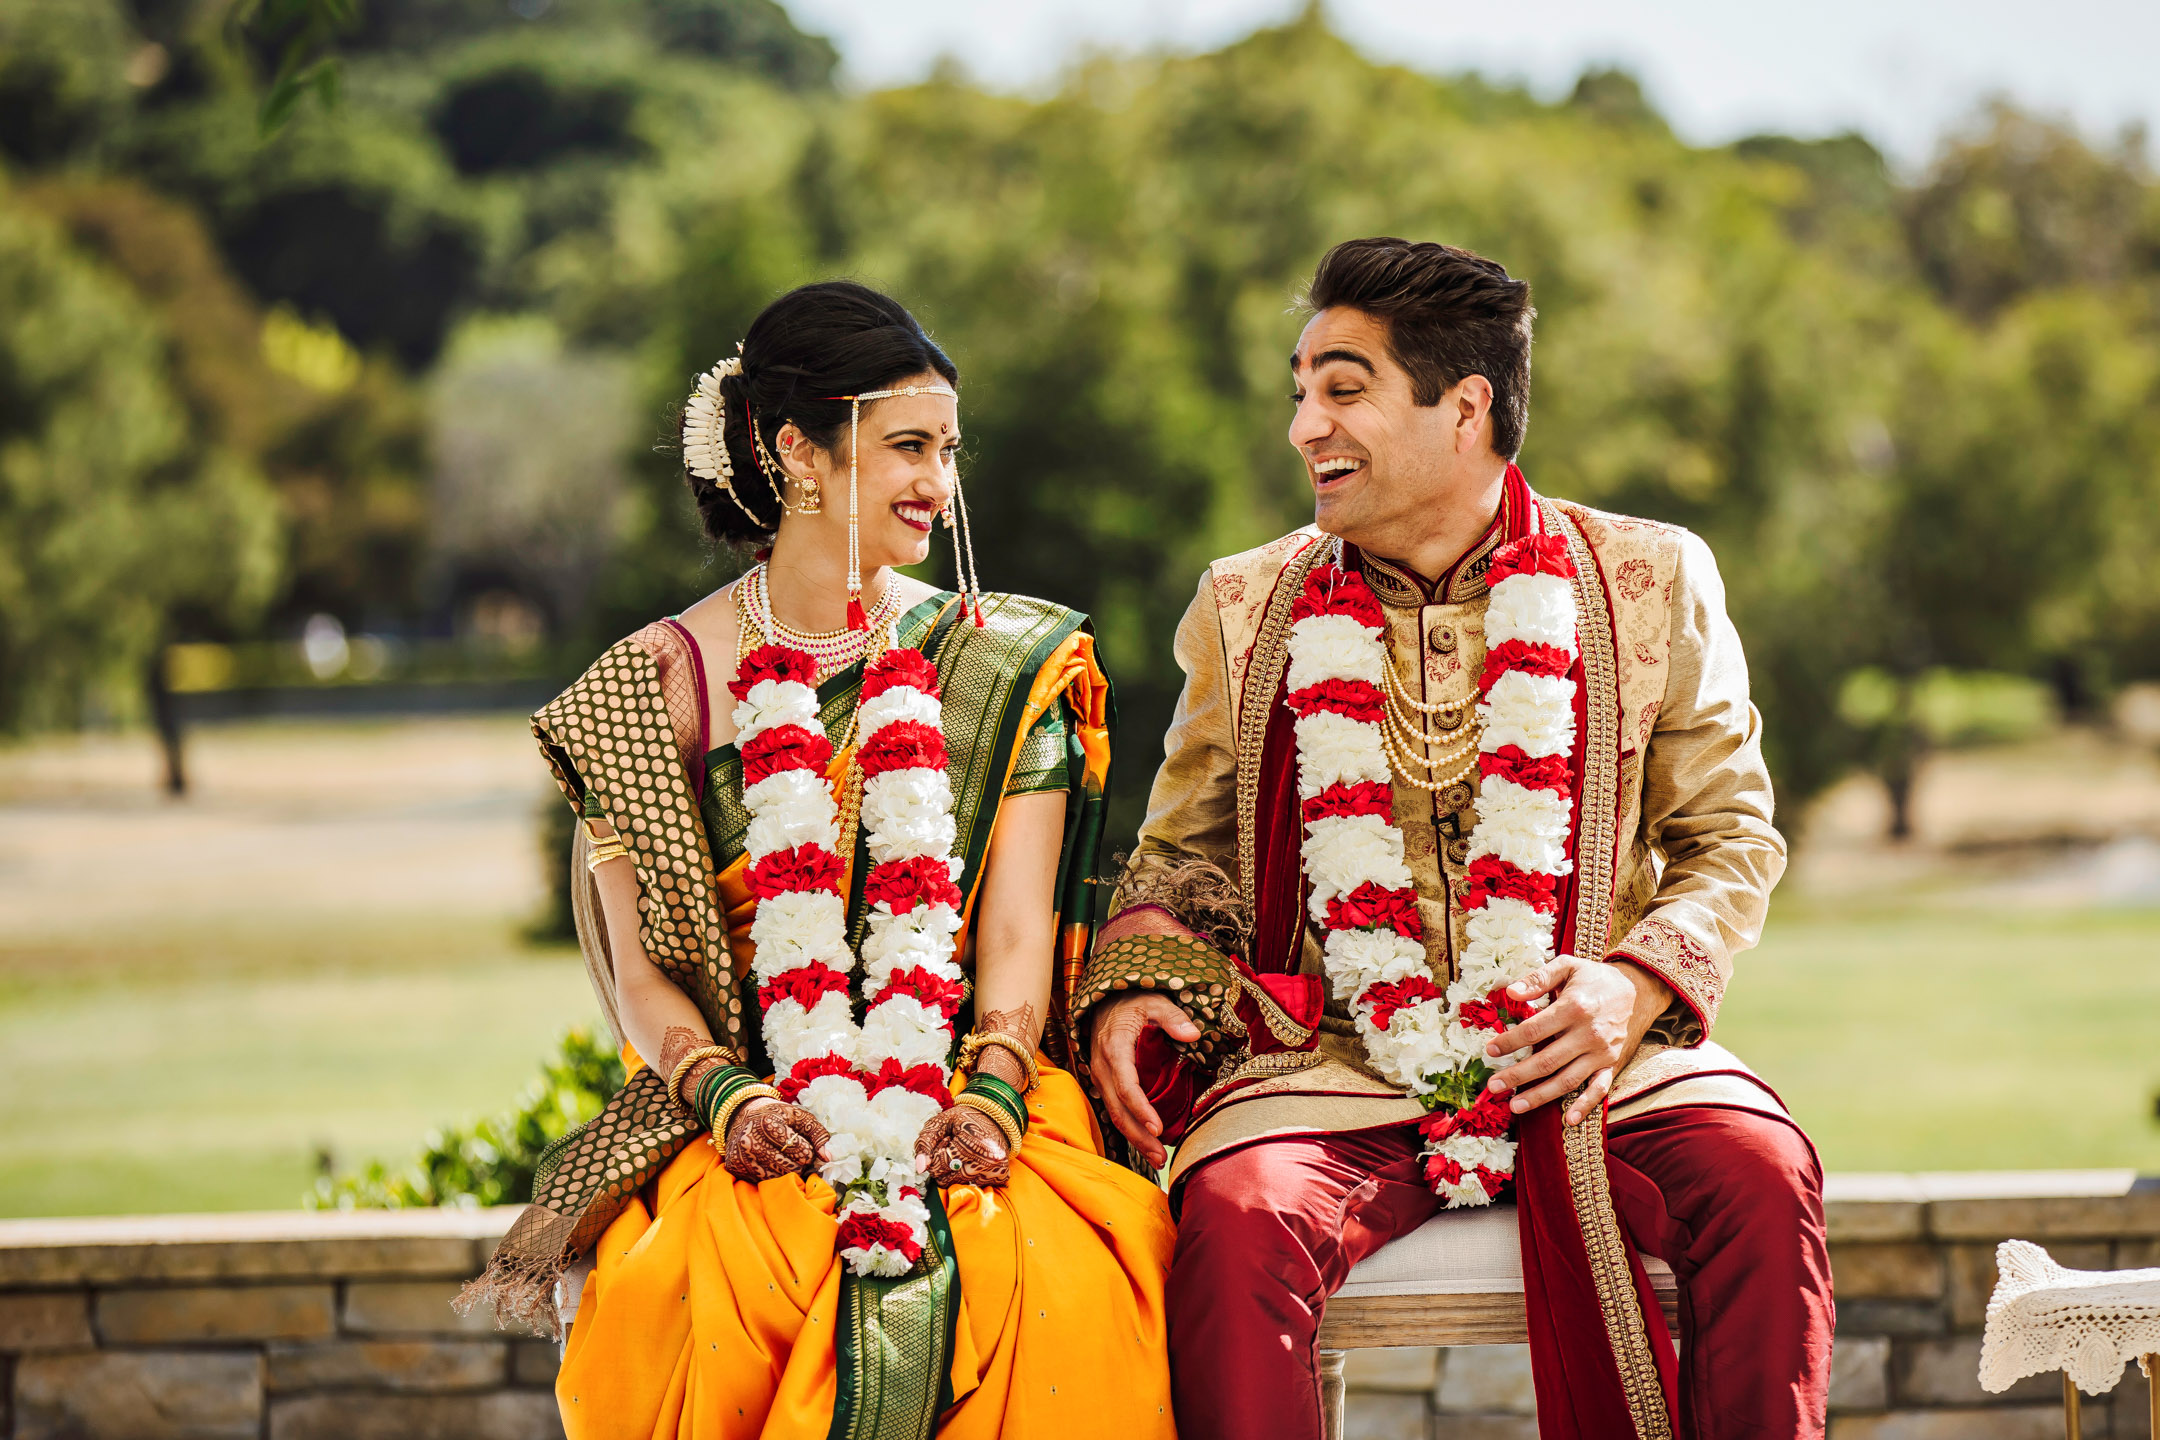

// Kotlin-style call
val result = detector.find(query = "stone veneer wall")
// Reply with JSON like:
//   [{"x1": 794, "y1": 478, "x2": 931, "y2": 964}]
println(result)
[
  {"x1": 0, "y1": 1209, "x2": 558, "y2": 1440},
  {"x1": 0, "y1": 1172, "x2": 2154, "y2": 1439},
  {"x1": 1345, "y1": 1171, "x2": 2160, "y2": 1440}
]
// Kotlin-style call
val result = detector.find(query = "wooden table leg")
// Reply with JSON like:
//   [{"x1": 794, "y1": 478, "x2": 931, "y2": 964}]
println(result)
[
  {"x1": 2062, "y1": 1371, "x2": 2081, "y2": 1440},
  {"x1": 1319, "y1": 1349, "x2": 1347, "y2": 1440},
  {"x1": 2145, "y1": 1354, "x2": 2157, "y2": 1439}
]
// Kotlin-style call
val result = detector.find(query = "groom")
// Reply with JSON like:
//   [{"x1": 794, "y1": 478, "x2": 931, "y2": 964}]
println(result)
[{"x1": 1070, "y1": 238, "x2": 1833, "y2": 1439}]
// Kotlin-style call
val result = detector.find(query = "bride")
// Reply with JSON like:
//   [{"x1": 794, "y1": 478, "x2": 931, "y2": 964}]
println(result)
[{"x1": 461, "y1": 281, "x2": 1177, "y2": 1439}]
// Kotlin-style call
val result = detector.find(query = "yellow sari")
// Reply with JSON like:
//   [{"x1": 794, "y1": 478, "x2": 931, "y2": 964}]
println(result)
[{"x1": 547, "y1": 602, "x2": 1176, "y2": 1440}]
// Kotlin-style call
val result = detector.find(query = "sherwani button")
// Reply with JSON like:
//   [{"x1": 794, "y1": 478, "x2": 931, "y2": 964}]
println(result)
[
  {"x1": 1427, "y1": 626, "x2": 1457, "y2": 654},
  {"x1": 1441, "y1": 782, "x2": 1474, "y2": 811}
]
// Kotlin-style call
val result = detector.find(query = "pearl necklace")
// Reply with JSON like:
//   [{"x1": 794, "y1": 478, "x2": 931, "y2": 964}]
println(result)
[{"x1": 740, "y1": 564, "x2": 903, "y2": 681}]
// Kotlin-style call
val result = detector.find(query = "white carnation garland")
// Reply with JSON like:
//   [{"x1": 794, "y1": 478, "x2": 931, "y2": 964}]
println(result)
[
  {"x1": 732, "y1": 637, "x2": 966, "y2": 1276},
  {"x1": 1287, "y1": 531, "x2": 1583, "y2": 1206}
]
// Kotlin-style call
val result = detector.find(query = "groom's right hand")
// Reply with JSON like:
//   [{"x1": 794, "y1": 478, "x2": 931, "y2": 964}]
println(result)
[{"x1": 1089, "y1": 992, "x2": 1202, "y2": 1169}]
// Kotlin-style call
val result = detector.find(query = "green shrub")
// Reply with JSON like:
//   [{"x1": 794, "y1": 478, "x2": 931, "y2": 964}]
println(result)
[{"x1": 307, "y1": 1026, "x2": 623, "y2": 1209}]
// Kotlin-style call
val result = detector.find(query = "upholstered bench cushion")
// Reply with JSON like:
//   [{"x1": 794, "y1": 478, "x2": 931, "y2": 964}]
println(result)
[{"x1": 1338, "y1": 1204, "x2": 1526, "y2": 1298}]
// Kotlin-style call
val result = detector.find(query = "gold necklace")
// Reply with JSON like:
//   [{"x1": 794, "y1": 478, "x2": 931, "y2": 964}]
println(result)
[
  {"x1": 1374, "y1": 636, "x2": 1484, "y2": 790},
  {"x1": 742, "y1": 564, "x2": 901, "y2": 681}
]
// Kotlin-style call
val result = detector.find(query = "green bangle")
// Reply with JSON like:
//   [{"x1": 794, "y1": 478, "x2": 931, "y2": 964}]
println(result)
[
  {"x1": 692, "y1": 1065, "x2": 757, "y2": 1131},
  {"x1": 963, "y1": 1074, "x2": 1029, "y2": 1136}
]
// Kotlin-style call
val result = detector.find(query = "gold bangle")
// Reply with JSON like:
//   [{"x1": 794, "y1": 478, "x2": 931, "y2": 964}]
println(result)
[
  {"x1": 958, "y1": 1031, "x2": 1039, "y2": 1092},
  {"x1": 709, "y1": 1082, "x2": 783, "y2": 1142},
  {"x1": 950, "y1": 1092, "x2": 1024, "y2": 1153},
  {"x1": 665, "y1": 1044, "x2": 738, "y2": 1111},
  {"x1": 585, "y1": 841, "x2": 631, "y2": 872}
]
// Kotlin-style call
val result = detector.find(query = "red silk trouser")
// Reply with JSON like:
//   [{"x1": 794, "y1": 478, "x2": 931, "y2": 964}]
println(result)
[{"x1": 1166, "y1": 1106, "x2": 1833, "y2": 1440}]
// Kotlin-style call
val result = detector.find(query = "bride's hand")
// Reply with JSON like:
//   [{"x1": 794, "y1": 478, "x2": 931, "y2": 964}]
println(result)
[
  {"x1": 913, "y1": 1106, "x2": 1011, "y2": 1188},
  {"x1": 721, "y1": 1099, "x2": 831, "y2": 1183}
]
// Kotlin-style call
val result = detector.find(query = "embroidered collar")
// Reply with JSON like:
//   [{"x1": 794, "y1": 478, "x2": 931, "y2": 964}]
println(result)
[{"x1": 1355, "y1": 505, "x2": 1507, "y2": 607}]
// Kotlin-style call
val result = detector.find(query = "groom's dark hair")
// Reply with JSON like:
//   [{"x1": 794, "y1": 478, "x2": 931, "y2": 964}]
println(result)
[{"x1": 1304, "y1": 237, "x2": 1536, "y2": 459}]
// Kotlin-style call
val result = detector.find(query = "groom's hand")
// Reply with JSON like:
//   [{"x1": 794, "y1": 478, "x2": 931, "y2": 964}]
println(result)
[
  {"x1": 1089, "y1": 992, "x2": 1201, "y2": 1169},
  {"x1": 1486, "y1": 958, "x2": 1672, "y2": 1127}
]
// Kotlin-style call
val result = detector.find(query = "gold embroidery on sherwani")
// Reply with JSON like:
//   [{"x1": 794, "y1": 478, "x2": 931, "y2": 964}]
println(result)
[
  {"x1": 1550, "y1": 501, "x2": 1623, "y2": 962},
  {"x1": 1610, "y1": 915, "x2": 1725, "y2": 1030},
  {"x1": 1233, "y1": 535, "x2": 1332, "y2": 905},
  {"x1": 1565, "y1": 1112, "x2": 1675, "y2": 1440}
]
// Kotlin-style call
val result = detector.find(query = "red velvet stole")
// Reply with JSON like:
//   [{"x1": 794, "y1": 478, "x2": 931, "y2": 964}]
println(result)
[{"x1": 1244, "y1": 466, "x2": 1679, "y2": 1438}]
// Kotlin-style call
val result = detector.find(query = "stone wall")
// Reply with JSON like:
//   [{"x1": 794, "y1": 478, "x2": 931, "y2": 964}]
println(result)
[
  {"x1": 1, "y1": 1172, "x2": 2154, "y2": 1439},
  {"x1": 1343, "y1": 1170, "x2": 2160, "y2": 1440},
  {"x1": 0, "y1": 1209, "x2": 558, "y2": 1440}
]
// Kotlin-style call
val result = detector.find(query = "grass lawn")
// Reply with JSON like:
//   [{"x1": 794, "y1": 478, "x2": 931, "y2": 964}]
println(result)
[
  {"x1": 0, "y1": 916, "x2": 598, "y2": 1216},
  {"x1": 1716, "y1": 900, "x2": 2160, "y2": 1172}
]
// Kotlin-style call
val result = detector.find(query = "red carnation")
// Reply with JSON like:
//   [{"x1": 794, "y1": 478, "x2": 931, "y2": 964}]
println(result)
[
  {"x1": 875, "y1": 965, "x2": 966, "y2": 1018},
  {"x1": 1325, "y1": 882, "x2": 1424, "y2": 939},
  {"x1": 778, "y1": 1052, "x2": 859, "y2": 1102},
  {"x1": 757, "y1": 962, "x2": 851, "y2": 1012},
  {"x1": 1423, "y1": 1151, "x2": 1465, "y2": 1187},
  {"x1": 862, "y1": 648, "x2": 941, "y2": 701},
  {"x1": 836, "y1": 1212, "x2": 923, "y2": 1263},
  {"x1": 728, "y1": 644, "x2": 818, "y2": 699},
  {"x1": 1479, "y1": 745, "x2": 1572, "y2": 796},
  {"x1": 1452, "y1": 1092, "x2": 1516, "y2": 1139},
  {"x1": 857, "y1": 719, "x2": 948, "y2": 777},
  {"x1": 1458, "y1": 986, "x2": 1535, "y2": 1035},
  {"x1": 1290, "y1": 566, "x2": 1386, "y2": 628},
  {"x1": 1302, "y1": 780, "x2": 1393, "y2": 826},
  {"x1": 864, "y1": 855, "x2": 964, "y2": 913},
  {"x1": 1474, "y1": 1165, "x2": 1509, "y2": 1199},
  {"x1": 1488, "y1": 534, "x2": 1576, "y2": 584},
  {"x1": 1462, "y1": 855, "x2": 1559, "y2": 914},
  {"x1": 745, "y1": 844, "x2": 845, "y2": 899},
  {"x1": 1362, "y1": 974, "x2": 1444, "y2": 1030},
  {"x1": 1478, "y1": 638, "x2": 1574, "y2": 691},
  {"x1": 1285, "y1": 678, "x2": 1384, "y2": 724},
  {"x1": 741, "y1": 724, "x2": 836, "y2": 787},
  {"x1": 863, "y1": 1056, "x2": 953, "y2": 1102}
]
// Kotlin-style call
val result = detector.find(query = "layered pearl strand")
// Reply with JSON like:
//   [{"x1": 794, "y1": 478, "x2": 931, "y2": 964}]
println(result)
[
  {"x1": 740, "y1": 563, "x2": 903, "y2": 682},
  {"x1": 1376, "y1": 626, "x2": 1485, "y2": 793}
]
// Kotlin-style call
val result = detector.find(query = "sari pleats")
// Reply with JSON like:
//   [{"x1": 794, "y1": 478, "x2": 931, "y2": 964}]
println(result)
[{"x1": 556, "y1": 1064, "x2": 1174, "y2": 1440}]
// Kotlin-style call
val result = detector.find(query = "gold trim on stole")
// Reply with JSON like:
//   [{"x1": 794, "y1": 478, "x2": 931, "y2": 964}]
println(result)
[
  {"x1": 1234, "y1": 536, "x2": 1335, "y2": 908},
  {"x1": 1547, "y1": 500, "x2": 1673, "y2": 1440}
]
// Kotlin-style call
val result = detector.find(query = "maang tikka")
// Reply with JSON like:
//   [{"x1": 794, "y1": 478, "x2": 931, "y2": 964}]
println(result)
[{"x1": 828, "y1": 382, "x2": 970, "y2": 630}]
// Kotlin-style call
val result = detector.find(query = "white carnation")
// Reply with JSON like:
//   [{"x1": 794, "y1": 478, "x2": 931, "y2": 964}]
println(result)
[
  {"x1": 731, "y1": 679, "x2": 821, "y2": 743},
  {"x1": 864, "y1": 1085, "x2": 943, "y2": 1159},
  {"x1": 1440, "y1": 1133, "x2": 1518, "y2": 1175},
  {"x1": 1436, "y1": 1173, "x2": 1496, "y2": 1208},
  {"x1": 856, "y1": 685, "x2": 943, "y2": 736},
  {"x1": 1464, "y1": 776, "x2": 1576, "y2": 873},
  {"x1": 1319, "y1": 927, "x2": 1429, "y2": 1001},
  {"x1": 1293, "y1": 711, "x2": 1389, "y2": 795},
  {"x1": 862, "y1": 903, "x2": 963, "y2": 976},
  {"x1": 743, "y1": 770, "x2": 841, "y2": 859},
  {"x1": 860, "y1": 769, "x2": 957, "y2": 862},
  {"x1": 1286, "y1": 613, "x2": 1387, "y2": 690},
  {"x1": 1478, "y1": 671, "x2": 1578, "y2": 758},
  {"x1": 748, "y1": 890, "x2": 851, "y2": 979},
  {"x1": 858, "y1": 995, "x2": 953, "y2": 1068},
  {"x1": 764, "y1": 990, "x2": 858, "y2": 1072},
  {"x1": 1359, "y1": 997, "x2": 1455, "y2": 1090},
  {"x1": 1483, "y1": 572, "x2": 1577, "y2": 652},
  {"x1": 1303, "y1": 814, "x2": 1411, "y2": 906}
]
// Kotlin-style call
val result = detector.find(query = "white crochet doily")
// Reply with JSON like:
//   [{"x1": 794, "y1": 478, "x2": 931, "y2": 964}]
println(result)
[{"x1": 1980, "y1": 1239, "x2": 2160, "y2": 1396}]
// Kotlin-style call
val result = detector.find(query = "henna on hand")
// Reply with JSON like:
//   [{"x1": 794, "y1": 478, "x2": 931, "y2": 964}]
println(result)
[
  {"x1": 971, "y1": 1002, "x2": 1037, "y2": 1089},
  {"x1": 913, "y1": 1106, "x2": 1011, "y2": 1188},
  {"x1": 657, "y1": 1025, "x2": 706, "y2": 1082},
  {"x1": 722, "y1": 1100, "x2": 831, "y2": 1183}
]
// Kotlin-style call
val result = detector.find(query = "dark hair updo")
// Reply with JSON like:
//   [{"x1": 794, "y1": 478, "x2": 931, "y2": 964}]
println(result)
[{"x1": 688, "y1": 281, "x2": 960, "y2": 546}]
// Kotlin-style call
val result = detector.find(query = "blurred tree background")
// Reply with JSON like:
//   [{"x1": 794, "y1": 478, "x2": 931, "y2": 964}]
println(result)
[{"x1": 5, "y1": 0, "x2": 2160, "y2": 844}]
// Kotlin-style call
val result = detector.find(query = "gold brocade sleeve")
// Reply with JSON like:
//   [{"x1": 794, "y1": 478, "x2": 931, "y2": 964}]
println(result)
[
  {"x1": 1605, "y1": 531, "x2": 1787, "y2": 1040},
  {"x1": 1070, "y1": 570, "x2": 1244, "y2": 1062},
  {"x1": 1134, "y1": 568, "x2": 1239, "y2": 872}
]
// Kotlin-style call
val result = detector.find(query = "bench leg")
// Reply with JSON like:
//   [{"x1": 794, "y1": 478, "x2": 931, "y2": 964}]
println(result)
[
  {"x1": 1319, "y1": 1349, "x2": 1347, "y2": 1440},
  {"x1": 2063, "y1": 1371, "x2": 2082, "y2": 1440}
]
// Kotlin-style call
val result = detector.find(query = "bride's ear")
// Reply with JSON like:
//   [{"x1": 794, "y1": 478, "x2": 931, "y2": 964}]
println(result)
[{"x1": 772, "y1": 421, "x2": 823, "y2": 481}]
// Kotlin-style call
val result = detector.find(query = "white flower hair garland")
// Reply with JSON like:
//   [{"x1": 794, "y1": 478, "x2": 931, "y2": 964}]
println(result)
[
  {"x1": 732, "y1": 642, "x2": 965, "y2": 1275},
  {"x1": 1287, "y1": 532, "x2": 1582, "y2": 1206}
]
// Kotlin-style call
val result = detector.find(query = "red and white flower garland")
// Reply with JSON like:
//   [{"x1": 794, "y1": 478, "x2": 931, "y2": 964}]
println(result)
[
  {"x1": 731, "y1": 643, "x2": 967, "y2": 1276},
  {"x1": 1287, "y1": 533, "x2": 1582, "y2": 1207}
]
